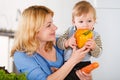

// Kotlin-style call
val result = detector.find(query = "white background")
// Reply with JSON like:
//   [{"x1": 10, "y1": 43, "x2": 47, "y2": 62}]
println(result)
[{"x1": 0, "y1": 0, "x2": 120, "y2": 80}]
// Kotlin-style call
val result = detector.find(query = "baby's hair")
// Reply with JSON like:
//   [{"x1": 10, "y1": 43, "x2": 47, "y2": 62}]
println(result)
[{"x1": 72, "y1": 1, "x2": 96, "y2": 20}]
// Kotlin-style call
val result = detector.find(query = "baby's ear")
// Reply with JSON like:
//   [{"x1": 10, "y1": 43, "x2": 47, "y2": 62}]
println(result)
[
  {"x1": 92, "y1": 27, "x2": 94, "y2": 31},
  {"x1": 72, "y1": 19, "x2": 75, "y2": 25}
]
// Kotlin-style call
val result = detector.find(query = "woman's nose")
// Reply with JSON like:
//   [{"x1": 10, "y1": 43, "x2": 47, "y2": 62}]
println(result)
[{"x1": 52, "y1": 24, "x2": 57, "y2": 30}]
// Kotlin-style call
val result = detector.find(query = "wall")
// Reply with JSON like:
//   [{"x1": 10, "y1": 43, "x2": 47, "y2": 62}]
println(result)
[
  {"x1": 0, "y1": 0, "x2": 120, "y2": 79},
  {"x1": 0, "y1": 36, "x2": 9, "y2": 69},
  {"x1": 91, "y1": 0, "x2": 120, "y2": 80},
  {"x1": 0, "y1": 0, "x2": 79, "y2": 34}
]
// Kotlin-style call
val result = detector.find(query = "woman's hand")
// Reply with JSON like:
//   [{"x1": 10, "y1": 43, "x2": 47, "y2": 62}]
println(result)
[
  {"x1": 76, "y1": 70, "x2": 92, "y2": 80},
  {"x1": 69, "y1": 46, "x2": 90, "y2": 64}
]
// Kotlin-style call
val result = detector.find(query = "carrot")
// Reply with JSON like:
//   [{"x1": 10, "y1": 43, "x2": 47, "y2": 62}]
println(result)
[{"x1": 81, "y1": 62, "x2": 99, "y2": 74}]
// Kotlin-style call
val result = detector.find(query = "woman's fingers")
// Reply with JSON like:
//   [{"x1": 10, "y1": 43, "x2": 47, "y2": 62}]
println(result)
[
  {"x1": 76, "y1": 70, "x2": 84, "y2": 79},
  {"x1": 78, "y1": 46, "x2": 90, "y2": 54},
  {"x1": 72, "y1": 46, "x2": 76, "y2": 52},
  {"x1": 76, "y1": 70, "x2": 92, "y2": 80}
]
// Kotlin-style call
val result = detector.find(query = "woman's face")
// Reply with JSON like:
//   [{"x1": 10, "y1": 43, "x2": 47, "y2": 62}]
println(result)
[
  {"x1": 73, "y1": 12, "x2": 95, "y2": 30},
  {"x1": 37, "y1": 15, "x2": 57, "y2": 42}
]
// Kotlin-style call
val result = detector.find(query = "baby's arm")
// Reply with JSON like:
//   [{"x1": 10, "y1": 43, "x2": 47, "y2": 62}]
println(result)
[
  {"x1": 90, "y1": 35, "x2": 102, "y2": 57},
  {"x1": 57, "y1": 28, "x2": 76, "y2": 50},
  {"x1": 57, "y1": 28, "x2": 70, "y2": 50}
]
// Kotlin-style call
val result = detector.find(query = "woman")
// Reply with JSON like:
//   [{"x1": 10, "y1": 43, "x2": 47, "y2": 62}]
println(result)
[{"x1": 11, "y1": 5, "x2": 91, "y2": 80}]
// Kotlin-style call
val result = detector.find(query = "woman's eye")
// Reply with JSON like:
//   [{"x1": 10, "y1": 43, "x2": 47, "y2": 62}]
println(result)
[{"x1": 47, "y1": 24, "x2": 51, "y2": 27}]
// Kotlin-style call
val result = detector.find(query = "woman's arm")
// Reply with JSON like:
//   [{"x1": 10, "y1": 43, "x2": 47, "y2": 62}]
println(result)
[
  {"x1": 14, "y1": 47, "x2": 89, "y2": 80},
  {"x1": 47, "y1": 47, "x2": 90, "y2": 80}
]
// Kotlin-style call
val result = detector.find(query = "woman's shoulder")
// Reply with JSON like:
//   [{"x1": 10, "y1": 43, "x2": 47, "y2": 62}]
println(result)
[
  {"x1": 13, "y1": 51, "x2": 51, "y2": 80},
  {"x1": 14, "y1": 51, "x2": 33, "y2": 60},
  {"x1": 14, "y1": 51, "x2": 26, "y2": 57},
  {"x1": 14, "y1": 51, "x2": 37, "y2": 66},
  {"x1": 14, "y1": 51, "x2": 26, "y2": 60}
]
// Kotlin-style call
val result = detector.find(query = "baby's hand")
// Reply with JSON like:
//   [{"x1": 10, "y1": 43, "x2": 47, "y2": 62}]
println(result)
[
  {"x1": 85, "y1": 39, "x2": 96, "y2": 50},
  {"x1": 65, "y1": 34, "x2": 77, "y2": 49}
]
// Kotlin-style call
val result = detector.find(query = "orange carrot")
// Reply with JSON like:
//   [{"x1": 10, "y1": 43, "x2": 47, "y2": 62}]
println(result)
[{"x1": 81, "y1": 62, "x2": 99, "y2": 74}]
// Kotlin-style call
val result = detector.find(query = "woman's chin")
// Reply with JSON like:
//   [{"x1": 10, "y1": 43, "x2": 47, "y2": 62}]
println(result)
[
  {"x1": 48, "y1": 38, "x2": 56, "y2": 42},
  {"x1": 52, "y1": 38, "x2": 56, "y2": 42}
]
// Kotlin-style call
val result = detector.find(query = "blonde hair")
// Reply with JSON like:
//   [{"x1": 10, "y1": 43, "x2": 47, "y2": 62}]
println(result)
[
  {"x1": 11, "y1": 5, "x2": 54, "y2": 56},
  {"x1": 72, "y1": 1, "x2": 96, "y2": 21}
]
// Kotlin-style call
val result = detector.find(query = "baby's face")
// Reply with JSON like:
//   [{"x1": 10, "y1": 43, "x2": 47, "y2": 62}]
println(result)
[{"x1": 73, "y1": 12, "x2": 95, "y2": 30}]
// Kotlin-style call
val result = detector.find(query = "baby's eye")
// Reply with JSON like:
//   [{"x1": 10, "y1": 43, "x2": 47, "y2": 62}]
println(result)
[
  {"x1": 88, "y1": 20, "x2": 92, "y2": 22},
  {"x1": 79, "y1": 21, "x2": 83, "y2": 23}
]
